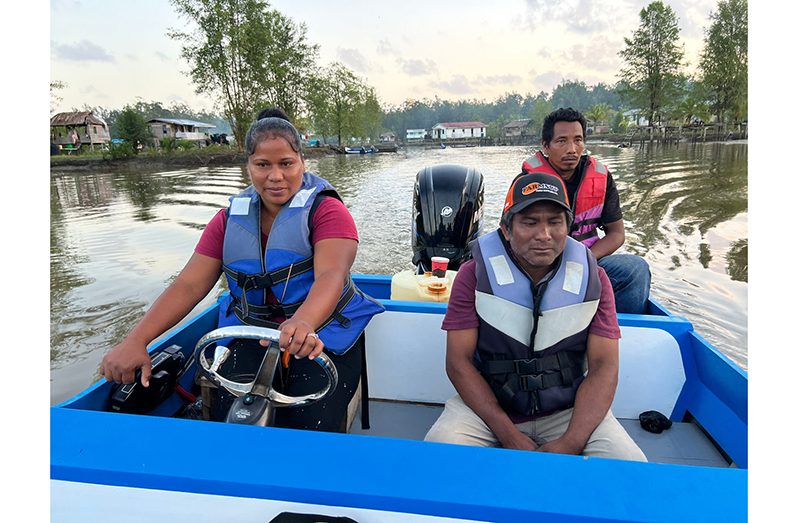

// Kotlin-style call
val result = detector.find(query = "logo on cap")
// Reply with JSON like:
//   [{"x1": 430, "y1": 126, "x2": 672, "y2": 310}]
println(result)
[
  {"x1": 522, "y1": 181, "x2": 560, "y2": 196},
  {"x1": 521, "y1": 182, "x2": 540, "y2": 195}
]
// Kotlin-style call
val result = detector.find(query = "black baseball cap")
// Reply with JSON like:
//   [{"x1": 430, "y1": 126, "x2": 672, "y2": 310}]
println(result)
[{"x1": 501, "y1": 172, "x2": 572, "y2": 225}]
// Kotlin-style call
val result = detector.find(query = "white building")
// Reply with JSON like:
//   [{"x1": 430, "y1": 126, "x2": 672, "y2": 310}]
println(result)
[
  {"x1": 406, "y1": 128, "x2": 426, "y2": 141},
  {"x1": 622, "y1": 110, "x2": 650, "y2": 127},
  {"x1": 431, "y1": 121, "x2": 487, "y2": 140}
]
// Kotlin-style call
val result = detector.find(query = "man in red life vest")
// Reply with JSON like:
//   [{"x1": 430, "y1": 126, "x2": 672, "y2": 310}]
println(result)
[{"x1": 521, "y1": 108, "x2": 651, "y2": 314}]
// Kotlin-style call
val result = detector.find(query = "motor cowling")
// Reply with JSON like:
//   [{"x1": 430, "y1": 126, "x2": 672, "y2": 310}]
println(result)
[{"x1": 412, "y1": 164, "x2": 484, "y2": 273}]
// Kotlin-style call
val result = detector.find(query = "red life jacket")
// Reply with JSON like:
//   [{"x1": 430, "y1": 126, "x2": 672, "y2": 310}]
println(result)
[{"x1": 521, "y1": 151, "x2": 608, "y2": 247}]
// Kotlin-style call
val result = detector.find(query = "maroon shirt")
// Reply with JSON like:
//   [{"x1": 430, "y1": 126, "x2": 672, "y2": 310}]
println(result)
[
  {"x1": 442, "y1": 259, "x2": 620, "y2": 339},
  {"x1": 195, "y1": 196, "x2": 359, "y2": 260}
]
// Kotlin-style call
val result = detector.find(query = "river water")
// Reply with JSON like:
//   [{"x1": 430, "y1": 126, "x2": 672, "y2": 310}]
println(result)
[{"x1": 50, "y1": 142, "x2": 748, "y2": 405}]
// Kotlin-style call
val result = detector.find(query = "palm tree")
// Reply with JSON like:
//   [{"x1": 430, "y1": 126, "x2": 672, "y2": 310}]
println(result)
[{"x1": 585, "y1": 103, "x2": 613, "y2": 133}]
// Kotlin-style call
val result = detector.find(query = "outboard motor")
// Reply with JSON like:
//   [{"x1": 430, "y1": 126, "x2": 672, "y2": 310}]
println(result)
[{"x1": 412, "y1": 164, "x2": 484, "y2": 273}]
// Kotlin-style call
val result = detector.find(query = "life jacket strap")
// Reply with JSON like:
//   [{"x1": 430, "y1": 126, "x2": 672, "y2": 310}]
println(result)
[
  {"x1": 231, "y1": 312, "x2": 282, "y2": 330},
  {"x1": 223, "y1": 256, "x2": 315, "y2": 291},
  {"x1": 231, "y1": 300, "x2": 303, "y2": 323},
  {"x1": 316, "y1": 282, "x2": 357, "y2": 330},
  {"x1": 486, "y1": 351, "x2": 585, "y2": 414},
  {"x1": 571, "y1": 227, "x2": 600, "y2": 242},
  {"x1": 484, "y1": 351, "x2": 583, "y2": 376},
  {"x1": 233, "y1": 279, "x2": 357, "y2": 332}
]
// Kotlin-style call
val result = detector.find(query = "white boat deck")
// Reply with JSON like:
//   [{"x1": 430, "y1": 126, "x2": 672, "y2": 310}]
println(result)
[{"x1": 350, "y1": 400, "x2": 731, "y2": 468}]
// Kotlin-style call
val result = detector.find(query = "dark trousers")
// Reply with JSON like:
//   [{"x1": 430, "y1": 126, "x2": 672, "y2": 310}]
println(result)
[
  {"x1": 205, "y1": 335, "x2": 363, "y2": 433},
  {"x1": 274, "y1": 335, "x2": 363, "y2": 432}
]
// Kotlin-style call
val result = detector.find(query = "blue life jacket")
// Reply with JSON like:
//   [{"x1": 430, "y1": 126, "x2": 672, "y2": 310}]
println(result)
[
  {"x1": 219, "y1": 172, "x2": 384, "y2": 354},
  {"x1": 471, "y1": 230, "x2": 602, "y2": 416}
]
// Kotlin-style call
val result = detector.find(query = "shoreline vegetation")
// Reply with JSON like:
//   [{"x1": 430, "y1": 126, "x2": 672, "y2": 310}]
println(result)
[
  {"x1": 49, "y1": 144, "x2": 334, "y2": 172},
  {"x1": 50, "y1": 130, "x2": 747, "y2": 173}
]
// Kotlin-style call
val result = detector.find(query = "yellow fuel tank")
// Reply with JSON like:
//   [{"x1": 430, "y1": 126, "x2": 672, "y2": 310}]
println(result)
[{"x1": 390, "y1": 269, "x2": 458, "y2": 302}]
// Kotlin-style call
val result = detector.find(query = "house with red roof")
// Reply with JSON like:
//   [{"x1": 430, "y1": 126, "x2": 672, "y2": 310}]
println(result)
[{"x1": 431, "y1": 121, "x2": 487, "y2": 140}]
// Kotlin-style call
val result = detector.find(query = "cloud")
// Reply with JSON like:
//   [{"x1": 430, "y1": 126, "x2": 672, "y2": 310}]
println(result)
[
  {"x1": 52, "y1": 40, "x2": 115, "y2": 63},
  {"x1": 533, "y1": 36, "x2": 622, "y2": 77},
  {"x1": 337, "y1": 47, "x2": 373, "y2": 73},
  {"x1": 428, "y1": 75, "x2": 478, "y2": 96},
  {"x1": 665, "y1": 0, "x2": 718, "y2": 39},
  {"x1": 562, "y1": 37, "x2": 623, "y2": 72},
  {"x1": 397, "y1": 58, "x2": 437, "y2": 76},
  {"x1": 523, "y1": 0, "x2": 617, "y2": 34},
  {"x1": 531, "y1": 71, "x2": 567, "y2": 93},
  {"x1": 377, "y1": 39, "x2": 398, "y2": 56},
  {"x1": 79, "y1": 85, "x2": 108, "y2": 100},
  {"x1": 51, "y1": 0, "x2": 83, "y2": 14},
  {"x1": 167, "y1": 94, "x2": 189, "y2": 104},
  {"x1": 154, "y1": 51, "x2": 171, "y2": 62},
  {"x1": 427, "y1": 74, "x2": 524, "y2": 98},
  {"x1": 521, "y1": 0, "x2": 711, "y2": 37},
  {"x1": 478, "y1": 74, "x2": 524, "y2": 86}
]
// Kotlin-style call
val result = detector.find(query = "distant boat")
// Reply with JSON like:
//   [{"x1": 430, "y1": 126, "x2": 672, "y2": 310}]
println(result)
[{"x1": 345, "y1": 146, "x2": 377, "y2": 154}]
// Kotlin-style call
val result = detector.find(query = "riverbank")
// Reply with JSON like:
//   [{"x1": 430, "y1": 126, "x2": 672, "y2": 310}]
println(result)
[
  {"x1": 51, "y1": 131, "x2": 747, "y2": 173},
  {"x1": 50, "y1": 144, "x2": 339, "y2": 172}
]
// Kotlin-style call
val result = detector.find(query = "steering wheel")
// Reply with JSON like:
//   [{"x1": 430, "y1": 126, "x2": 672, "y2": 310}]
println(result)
[{"x1": 194, "y1": 326, "x2": 338, "y2": 424}]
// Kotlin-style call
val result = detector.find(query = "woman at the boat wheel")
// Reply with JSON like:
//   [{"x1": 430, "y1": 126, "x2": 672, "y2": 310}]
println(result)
[{"x1": 100, "y1": 113, "x2": 383, "y2": 431}]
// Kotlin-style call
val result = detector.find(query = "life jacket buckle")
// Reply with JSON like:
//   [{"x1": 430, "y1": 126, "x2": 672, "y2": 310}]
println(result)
[
  {"x1": 514, "y1": 359, "x2": 540, "y2": 375},
  {"x1": 519, "y1": 373, "x2": 544, "y2": 391}
]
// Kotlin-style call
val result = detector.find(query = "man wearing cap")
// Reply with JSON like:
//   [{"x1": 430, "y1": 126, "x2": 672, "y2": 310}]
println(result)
[
  {"x1": 521, "y1": 107, "x2": 651, "y2": 314},
  {"x1": 424, "y1": 172, "x2": 646, "y2": 461}
]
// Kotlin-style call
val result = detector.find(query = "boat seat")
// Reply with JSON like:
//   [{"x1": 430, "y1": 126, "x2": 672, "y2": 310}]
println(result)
[
  {"x1": 613, "y1": 326, "x2": 686, "y2": 419},
  {"x1": 350, "y1": 401, "x2": 731, "y2": 468}
]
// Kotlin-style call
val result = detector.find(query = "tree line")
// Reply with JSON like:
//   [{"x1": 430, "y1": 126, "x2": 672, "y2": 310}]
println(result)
[{"x1": 52, "y1": 0, "x2": 747, "y2": 149}]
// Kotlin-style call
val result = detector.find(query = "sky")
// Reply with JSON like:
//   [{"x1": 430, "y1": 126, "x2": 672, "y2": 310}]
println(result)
[{"x1": 50, "y1": 0, "x2": 725, "y2": 114}]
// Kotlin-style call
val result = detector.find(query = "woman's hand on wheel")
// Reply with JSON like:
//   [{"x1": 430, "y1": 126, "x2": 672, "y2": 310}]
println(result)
[{"x1": 273, "y1": 318, "x2": 325, "y2": 360}]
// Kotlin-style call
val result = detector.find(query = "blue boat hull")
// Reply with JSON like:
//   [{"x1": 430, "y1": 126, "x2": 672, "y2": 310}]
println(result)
[{"x1": 51, "y1": 274, "x2": 748, "y2": 522}]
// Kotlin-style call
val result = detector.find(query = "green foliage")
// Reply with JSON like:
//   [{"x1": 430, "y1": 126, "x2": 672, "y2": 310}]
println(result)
[
  {"x1": 529, "y1": 97, "x2": 553, "y2": 133},
  {"x1": 379, "y1": 83, "x2": 631, "y2": 142},
  {"x1": 115, "y1": 106, "x2": 151, "y2": 152},
  {"x1": 618, "y1": 1, "x2": 685, "y2": 125},
  {"x1": 585, "y1": 103, "x2": 613, "y2": 126},
  {"x1": 50, "y1": 80, "x2": 67, "y2": 114},
  {"x1": 259, "y1": 9, "x2": 319, "y2": 120},
  {"x1": 158, "y1": 137, "x2": 200, "y2": 153},
  {"x1": 168, "y1": 0, "x2": 319, "y2": 150},
  {"x1": 160, "y1": 137, "x2": 178, "y2": 152},
  {"x1": 610, "y1": 112, "x2": 628, "y2": 133},
  {"x1": 308, "y1": 63, "x2": 380, "y2": 145},
  {"x1": 550, "y1": 80, "x2": 591, "y2": 112},
  {"x1": 97, "y1": 100, "x2": 231, "y2": 136},
  {"x1": 358, "y1": 88, "x2": 383, "y2": 142},
  {"x1": 671, "y1": 77, "x2": 712, "y2": 124},
  {"x1": 103, "y1": 141, "x2": 136, "y2": 160},
  {"x1": 699, "y1": 0, "x2": 748, "y2": 124}
]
